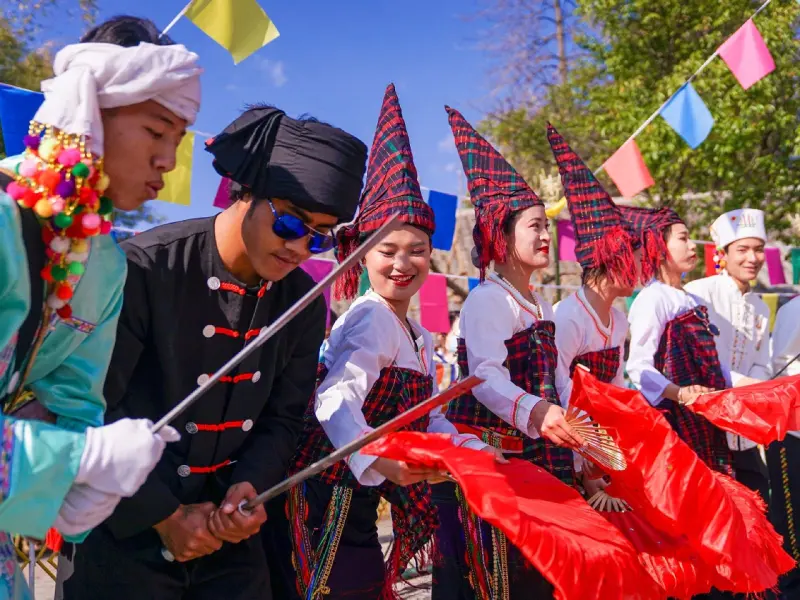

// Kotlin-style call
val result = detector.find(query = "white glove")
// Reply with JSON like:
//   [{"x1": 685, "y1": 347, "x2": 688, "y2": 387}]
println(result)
[
  {"x1": 75, "y1": 419, "x2": 180, "y2": 497},
  {"x1": 53, "y1": 484, "x2": 121, "y2": 535}
]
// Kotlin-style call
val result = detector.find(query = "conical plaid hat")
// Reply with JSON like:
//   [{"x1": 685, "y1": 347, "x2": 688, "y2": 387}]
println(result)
[
  {"x1": 446, "y1": 105, "x2": 542, "y2": 280},
  {"x1": 546, "y1": 123, "x2": 639, "y2": 288},
  {"x1": 618, "y1": 206, "x2": 684, "y2": 282},
  {"x1": 334, "y1": 84, "x2": 435, "y2": 299}
]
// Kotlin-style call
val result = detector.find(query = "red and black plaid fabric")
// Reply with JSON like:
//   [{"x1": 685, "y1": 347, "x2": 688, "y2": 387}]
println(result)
[
  {"x1": 654, "y1": 306, "x2": 733, "y2": 475},
  {"x1": 618, "y1": 206, "x2": 685, "y2": 282},
  {"x1": 569, "y1": 347, "x2": 622, "y2": 384},
  {"x1": 293, "y1": 362, "x2": 439, "y2": 582},
  {"x1": 335, "y1": 84, "x2": 435, "y2": 299},
  {"x1": 445, "y1": 106, "x2": 543, "y2": 280},
  {"x1": 546, "y1": 124, "x2": 639, "y2": 288},
  {"x1": 448, "y1": 322, "x2": 576, "y2": 486}
]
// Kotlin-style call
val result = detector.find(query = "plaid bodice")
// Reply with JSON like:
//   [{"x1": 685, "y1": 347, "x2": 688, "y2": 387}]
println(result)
[
  {"x1": 654, "y1": 306, "x2": 732, "y2": 474},
  {"x1": 294, "y1": 362, "x2": 433, "y2": 486},
  {"x1": 449, "y1": 322, "x2": 575, "y2": 485},
  {"x1": 569, "y1": 347, "x2": 622, "y2": 384},
  {"x1": 655, "y1": 306, "x2": 727, "y2": 391}
]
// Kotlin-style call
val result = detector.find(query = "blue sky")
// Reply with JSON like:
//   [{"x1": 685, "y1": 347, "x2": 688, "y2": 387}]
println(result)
[{"x1": 44, "y1": 0, "x2": 501, "y2": 226}]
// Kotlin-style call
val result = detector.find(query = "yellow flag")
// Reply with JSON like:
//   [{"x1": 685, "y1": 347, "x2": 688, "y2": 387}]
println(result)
[
  {"x1": 186, "y1": 0, "x2": 280, "y2": 65},
  {"x1": 545, "y1": 196, "x2": 567, "y2": 218},
  {"x1": 762, "y1": 293, "x2": 779, "y2": 332},
  {"x1": 158, "y1": 132, "x2": 194, "y2": 206}
]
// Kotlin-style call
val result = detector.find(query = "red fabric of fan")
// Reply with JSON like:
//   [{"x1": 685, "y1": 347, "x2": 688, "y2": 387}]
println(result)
[
  {"x1": 687, "y1": 374, "x2": 800, "y2": 445},
  {"x1": 593, "y1": 489, "x2": 713, "y2": 598},
  {"x1": 570, "y1": 368, "x2": 795, "y2": 594},
  {"x1": 363, "y1": 432, "x2": 659, "y2": 600},
  {"x1": 45, "y1": 528, "x2": 63, "y2": 553}
]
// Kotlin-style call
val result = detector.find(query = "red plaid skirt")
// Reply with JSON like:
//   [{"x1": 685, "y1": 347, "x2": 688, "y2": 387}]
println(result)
[
  {"x1": 449, "y1": 321, "x2": 575, "y2": 486},
  {"x1": 569, "y1": 347, "x2": 622, "y2": 383},
  {"x1": 655, "y1": 306, "x2": 732, "y2": 475}
]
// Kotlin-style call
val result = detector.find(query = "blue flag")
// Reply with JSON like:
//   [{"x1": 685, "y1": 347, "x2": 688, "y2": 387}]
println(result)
[
  {"x1": 468, "y1": 277, "x2": 480, "y2": 291},
  {"x1": 0, "y1": 84, "x2": 44, "y2": 156},
  {"x1": 427, "y1": 190, "x2": 458, "y2": 251},
  {"x1": 659, "y1": 82, "x2": 714, "y2": 149}
]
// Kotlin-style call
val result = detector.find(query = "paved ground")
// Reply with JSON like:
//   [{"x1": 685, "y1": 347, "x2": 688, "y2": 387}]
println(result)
[{"x1": 26, "y1": 515, "x2": 432, "y2": 599}]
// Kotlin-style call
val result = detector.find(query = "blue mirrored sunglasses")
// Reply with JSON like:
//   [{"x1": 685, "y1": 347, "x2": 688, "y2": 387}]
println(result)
[{"x1": 268, "y1": 200, "x2": 335, "y2": 254}]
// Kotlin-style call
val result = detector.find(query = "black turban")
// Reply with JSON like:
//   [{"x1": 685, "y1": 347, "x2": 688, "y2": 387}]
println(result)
[{"x1": 205, "y1": 107, "x2": 368, "y2": 223}]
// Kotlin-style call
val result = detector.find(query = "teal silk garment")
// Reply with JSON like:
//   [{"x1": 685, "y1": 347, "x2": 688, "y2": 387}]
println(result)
[{"x1": 0, "y1": 156, "x2": 127, "y2": 598}]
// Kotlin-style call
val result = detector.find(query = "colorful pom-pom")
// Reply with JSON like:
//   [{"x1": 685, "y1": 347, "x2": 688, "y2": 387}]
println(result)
[
  {"x1": 54, "y1": 212, "x2": 73, "y2": 229},
  {"x1": 100, "y1": 220, "x2": 112, "y2": 235},
  {"x1": 57, "y1": 304, "x2": 73, "y2": 319},
  {"x1": 57, "y1": 148, "x2": 82, "y2": 168},
  {"x1": 38, "y1": 138, "x2": 60, "y2": 161},
  {"x1": 50, "y1": 265, "x2": 68, "y2": 282},
  {"x1": 5, "y1": 181, "x2": 24, "y2": 201},
  {"x1": 34, "y1": 199, "x2": 53, "y2": 219},
  {"x1": 67, "y1": 262, "x2": 85, "y2": 276},
  {"x1": 81, "y1": 213, "x2": 101, "y2": 230},
  {"x1": 96, "y1": 173, "x2": 110, "y2": 192},
  {"x1": 71, "y1": 163, "x2": 90, "y2": 179},
  {"x1": 23, "y1": 134, "x2": 41, "y2": 150},
  {"x1": 39, "y1": 169, "x2": 61, "y2": 192},
  {"x1": 78, "y1": 186, "x2": 97, "y2": 205},
  {"x1": 55, "y1": 179, "x2": 75, "y2": 198},
  {"x1": 19, "y1": 159, "x2": 39, "y2": 178},
  {"x1": 40, "y1": 265, "x2": 54, "y2": 283},
  {"x1": 20, "y1": 189, "x2": 39, "y2": 208},
  {"x1": 98, "y1": 196, "x2": 113, "y2": 216}
]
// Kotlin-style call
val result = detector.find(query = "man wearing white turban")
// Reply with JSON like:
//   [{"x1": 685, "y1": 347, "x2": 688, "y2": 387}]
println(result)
[{"x1": 0, "y1": 15, "x2": 202, "y2": 599}]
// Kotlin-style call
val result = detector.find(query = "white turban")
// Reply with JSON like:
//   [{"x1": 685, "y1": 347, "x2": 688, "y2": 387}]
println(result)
[{"x1": 35, "y1": 42, "x2": 202, "y2": 155}]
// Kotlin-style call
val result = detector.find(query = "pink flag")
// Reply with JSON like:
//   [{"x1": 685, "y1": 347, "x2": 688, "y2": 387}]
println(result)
[
  {"x1": 557, "y1": 219, "x2": 577, "y2": 262},
  {"x1": 718, "y1": 19, "x2": 775, "y2": 91},
  {"x1": 300, "y1": 259, "x2": 335, "y2": 328},
  {"x1": 419, "y1": 273, "x2": 450, "y2": 333},
  {"x1": 213, "y1": 177, "x2": 232, "y2": 209},
  {"x1": 765, "y1": 247, "x2": 787, "y2": 286},
  {"x1": 602, "y1": 139, "x2": 655, "y2": 198}
]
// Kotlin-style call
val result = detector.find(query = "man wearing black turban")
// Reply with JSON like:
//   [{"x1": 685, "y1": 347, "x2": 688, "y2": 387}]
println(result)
[{"x1": 65, "y1": 105, "x2": 368, "y2": 600}]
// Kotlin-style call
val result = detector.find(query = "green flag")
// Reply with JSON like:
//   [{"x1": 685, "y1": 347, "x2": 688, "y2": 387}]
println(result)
[
  {"x1": 792, "y1": 248, "x2": 800, "y2": 285},
  {"x1": 358, "y1": 270, "x2": 371, "y2": 296}
]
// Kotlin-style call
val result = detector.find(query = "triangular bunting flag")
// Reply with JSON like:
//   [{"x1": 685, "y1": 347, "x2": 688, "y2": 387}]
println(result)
[
  {"x1": 602, "y1": 140, "x2": 654, "y2": 198},
  {"x1": 660, "y1": 83, "x2": 714, "y2": 149}
]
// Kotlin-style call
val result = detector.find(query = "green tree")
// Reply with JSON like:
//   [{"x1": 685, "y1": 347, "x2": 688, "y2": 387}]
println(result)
[{"x1": 483, "y1": 0, "x2": 800, "y2": 241}]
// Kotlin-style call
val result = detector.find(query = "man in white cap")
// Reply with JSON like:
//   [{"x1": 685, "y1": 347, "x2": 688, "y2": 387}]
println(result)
[
  {"x1": 685, "y1": 208, "x2": 771, "y2": 501},
  {"x1": 768, "y1": 295, "x2": 800, "y2": 597},
  {"x1": 0, "y1": 15, "x2": 201, "y2": 599}
]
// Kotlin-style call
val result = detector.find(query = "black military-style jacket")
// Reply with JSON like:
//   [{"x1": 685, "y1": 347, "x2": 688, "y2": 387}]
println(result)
[{"x1": 102, "y1": 216, "x2": 324, "y2": 539}]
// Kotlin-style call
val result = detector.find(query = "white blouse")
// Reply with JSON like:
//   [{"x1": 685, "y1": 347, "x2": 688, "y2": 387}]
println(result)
[
  {"x1": 316, "y1": 290, "x2": 486, "y2": 486},
  {"x1": 458, "y1": 272, "x2": 556, "y2": 439},
  {"x1": 771, "y1": 296, "x2": 800, "y2": 440},
  {"x1": 554, "y1": 287, "x2": 628, "y2": 409},
  {"x1": 685, "y1": 273, "x2": 772, "y2": 450},
  {"x1": 626, "y1": 280, "x2": 732, "y2": 406}
]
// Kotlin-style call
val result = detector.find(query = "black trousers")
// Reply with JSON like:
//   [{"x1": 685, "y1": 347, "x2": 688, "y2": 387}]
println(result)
[
  {"x1": 63, "y1": 524, "x2": 270, "y2": 600},
  {"x1": 431, "y1": 482, "x2": 554, "y2": 600},
  {"x1": 768, "y1": 436, "x2": 800, "y2": 599}
]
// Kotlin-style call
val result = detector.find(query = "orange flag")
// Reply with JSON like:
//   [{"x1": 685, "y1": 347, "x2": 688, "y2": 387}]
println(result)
[{"x1": 602, "y1": 139, "x2": 654, "y2": 198}]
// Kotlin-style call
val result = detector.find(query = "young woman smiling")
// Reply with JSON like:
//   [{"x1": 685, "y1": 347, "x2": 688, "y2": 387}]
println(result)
[
  {"x1": 287, "y1": 85, "x2": 494, "y2": 600},
  {"x1": 431, "y1": 108, "x2": 584, "y2": 600}
]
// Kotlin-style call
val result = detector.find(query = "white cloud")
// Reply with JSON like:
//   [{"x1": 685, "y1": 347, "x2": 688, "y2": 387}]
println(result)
[
  {"x1": 443, "y1": 162, "x2": 460, "y2": 173},
  {"x1": 225, "y1": 83, "x2": 238, "y2": 92},
  {"x1": 260, "y1": 59, "x2": 287, "y2": 87}
]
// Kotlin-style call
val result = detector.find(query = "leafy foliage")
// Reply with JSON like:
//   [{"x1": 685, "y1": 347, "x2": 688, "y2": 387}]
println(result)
[{"x1": 482, "y1": 0, "x2": 800, "y2": 241}]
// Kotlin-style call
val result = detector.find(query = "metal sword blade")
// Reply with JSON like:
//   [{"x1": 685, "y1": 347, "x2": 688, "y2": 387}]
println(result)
[{"x1": 151, "y1": 214, "x2": 402, "y2": 433}]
